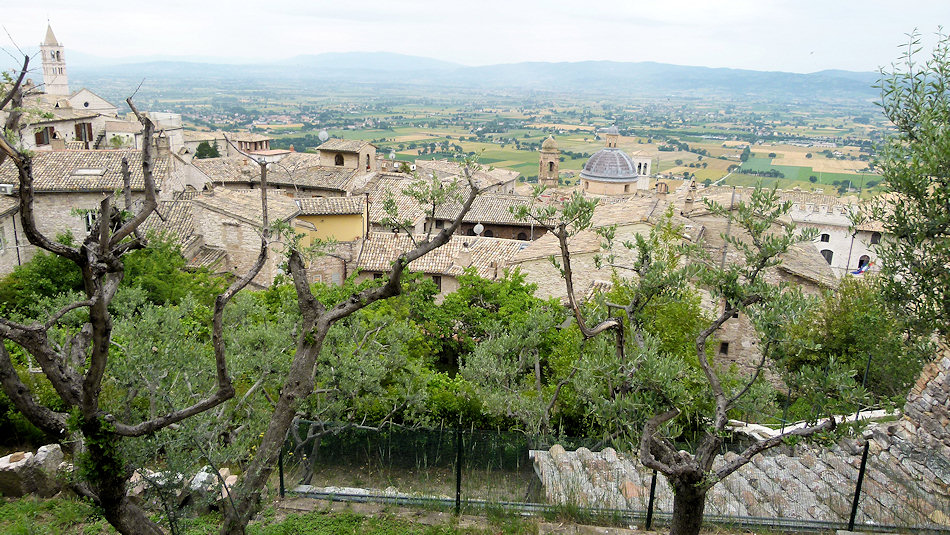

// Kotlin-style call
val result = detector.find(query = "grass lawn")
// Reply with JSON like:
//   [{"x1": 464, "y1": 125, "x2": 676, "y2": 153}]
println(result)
[{"x1": 0, "y1": 496, "x2": 539, "y2": 535}]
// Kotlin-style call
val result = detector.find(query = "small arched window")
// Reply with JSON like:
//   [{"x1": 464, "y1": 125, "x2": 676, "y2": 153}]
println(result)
[
  {"x1": 483, "y1": 229, "x2": 494, "y2": 238},
  {"x1": 517, "y1": 232, "x2": 528, "y2": 241},
  {"x1": 820, "y1": 233, "x2": 830, "y2": 242},
  {"x1": 548, "y1": 161, "x2": 554, "y2": 172},
  {"x1": 858, "y1": 255, "x2": 870, "y2": 269},
  {"x1": 334, "y1": 153, "x2": 344, "y2": 166},
  {"x1": 366, "y1": 154, "x2": 370, "y2": 170},
  {"x1": 820, "y1": 249, "x2": 834, "y2": 265},
  {"x1": 870, "y1": 232, "x2": 882, "y2": 245}
]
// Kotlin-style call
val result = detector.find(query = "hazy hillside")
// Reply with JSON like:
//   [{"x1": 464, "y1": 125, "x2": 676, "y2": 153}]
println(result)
[{"x1": 54, "y1": 51, "x2": 880, "y2": 102}]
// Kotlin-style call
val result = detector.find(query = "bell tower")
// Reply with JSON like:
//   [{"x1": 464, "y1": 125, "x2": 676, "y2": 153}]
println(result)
[
  {"x1": 539, "y1": 135, "x2": 560, "y2": 188},
  {"x1": 41, "y1": 24, "x2": 69, "y2": 96}
]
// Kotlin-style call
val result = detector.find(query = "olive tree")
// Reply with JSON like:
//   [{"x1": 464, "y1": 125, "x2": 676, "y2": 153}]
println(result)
[
  {"x1": 864, "y1": 30, "x2": 950, "y2": 338},
  {"x1": 517, "y1": 187, "x2": 864, "y2": 535}
]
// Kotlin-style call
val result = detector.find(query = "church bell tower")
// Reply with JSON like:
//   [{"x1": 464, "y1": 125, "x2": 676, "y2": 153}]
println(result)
[
  {"x1": 41, "y1": 24, "x2": 70, "y2": 96},
  {"x1": 539, "y1": 135, "x2": 560, "y2": 188}
]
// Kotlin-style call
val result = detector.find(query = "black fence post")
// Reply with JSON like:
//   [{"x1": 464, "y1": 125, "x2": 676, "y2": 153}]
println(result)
[
  {"x1": 848, "y1": 441, "x2": 870, "y2": 531},
  {"x1": 645, "y1": 470, "x2": 658, "y2": 530},
  {"x1": 455, "y1": 426, "x2": 463, "y2": 516},
  {"x1": 278, "y1": 446, "x2": 285, "y2": 499}
]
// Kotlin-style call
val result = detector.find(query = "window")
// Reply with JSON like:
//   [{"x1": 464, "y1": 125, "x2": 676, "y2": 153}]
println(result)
[
  {"x1": 624, "y1": 184, "x2": 630, "y2": 193},
  {"x1": 719, "y1": 342, "x2": 729, "y2": 355},
  {"x1": 517, "y1": 232, "x2": 528, "y2": 241},
  {"x1": 820, "y1": 233, "x2": 830, "y2": 242},
  {"x1": 373, "y1": 273, "x2": 383, "y2": 280},
  {"x1": 483, "y1": 229, "x2": 494, "y2": 238},
  {"x1": 548, "y1": 161, "x2": 554, "y2": 172},
  {"x1": 34, "y1": 127, "x2": 54, "y2": 146},
  {"x1": 84, "y1": 211, "x2": 97, "y2": 233},
  {"x1": 334, "y1": 153, "x2": 344, "y2": 166},
  {"x1": 435, "y1": 220, "x2": 444, "y2": 229},
  {"x1": 858, "y1": 255, "x2": 870, "y2": 269},
  {"x1": 820, "y1": 249, "x2": 834, "y2": 264},
  {"x1": 365, "y1": 154, "x2": 371, "y2": 170},
  {"x1": 870, "y1": 232, "x2": 882, "y2": 245},
  {"x1": 466, "y1": 228, "x2": 476, "y2": 236},
  {"x1": 432, "y1": 275, "x2": 442, "y2": 292}
]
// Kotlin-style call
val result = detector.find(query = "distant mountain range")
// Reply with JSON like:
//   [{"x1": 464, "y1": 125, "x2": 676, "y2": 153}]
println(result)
[{"x1": 8, "y1": 49, "x2": 881, "y2": 102}]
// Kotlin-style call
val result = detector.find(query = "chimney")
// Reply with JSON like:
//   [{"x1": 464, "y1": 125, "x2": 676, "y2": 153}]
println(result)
[
  {"x1": 154, "y1": 133, "x2": 170, "y2": 159},
  {"x1": 656, "y1": 181, "x2": 669, "y2": 197},
  {"x1": 51, "y1": 138, "x2": 66, "y2": 151},
  {"x1": 289, "y1": 144, "x2": 295, "y2": 152},
  {"x1": 454, "y1": 242, "x2": 473, "y2": 269}
]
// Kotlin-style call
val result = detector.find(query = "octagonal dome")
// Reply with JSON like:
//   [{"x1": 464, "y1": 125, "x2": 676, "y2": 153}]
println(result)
[{"x1": 579, "y1": 148, "x2": 638, "y2": 182}]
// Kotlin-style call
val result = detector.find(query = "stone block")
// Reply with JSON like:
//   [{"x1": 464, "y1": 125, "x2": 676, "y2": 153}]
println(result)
[{"x1": 0, "y1": 451, "x2": 33, "y2": 497}]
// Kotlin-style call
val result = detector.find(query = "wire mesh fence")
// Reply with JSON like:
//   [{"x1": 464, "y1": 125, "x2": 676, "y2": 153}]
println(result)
[{"x1": 280, "y1": 419, "x2": 950, "y2": 533}]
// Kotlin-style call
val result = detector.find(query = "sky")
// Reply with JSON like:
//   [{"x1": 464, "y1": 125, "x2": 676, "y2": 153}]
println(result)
[{"x1": 3, "y1": 0, "x2": 949, "y2": 73}]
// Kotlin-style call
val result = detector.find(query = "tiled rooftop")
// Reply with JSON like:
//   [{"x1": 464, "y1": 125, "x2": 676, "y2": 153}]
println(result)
[
  {"x1": 357, "y1": 232, "x2": 527, "y2": 278},
  {"x1": 192, "y1": 188, "x2": 300, "y2": 224},
  {"x1": 296, "y1": 196, "x2": 365, "y2": 216},
  {"x1": 193, "y1": 153, "x2": 358, "y2": 191},
  {"x1": 0, "y1": 150, "x2": 170, "y2": 192},
  {"x1": 317, "y1": 139, "x2": 373, "y2": 153}
]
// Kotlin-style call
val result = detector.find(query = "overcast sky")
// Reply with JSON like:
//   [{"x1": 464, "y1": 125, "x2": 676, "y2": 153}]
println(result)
[{"x1": 3, "y1": 0, "x2": 948, "y2": 73}]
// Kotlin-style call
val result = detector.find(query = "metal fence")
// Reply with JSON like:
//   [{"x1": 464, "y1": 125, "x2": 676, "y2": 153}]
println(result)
[{"x1": 278, "y1": 420, "x2": 950, "y2": 533}]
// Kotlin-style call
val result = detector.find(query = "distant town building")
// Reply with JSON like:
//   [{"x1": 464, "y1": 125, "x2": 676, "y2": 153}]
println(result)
[{"x1": 579, "y1": 126, "x2": 652, "y2": 195}]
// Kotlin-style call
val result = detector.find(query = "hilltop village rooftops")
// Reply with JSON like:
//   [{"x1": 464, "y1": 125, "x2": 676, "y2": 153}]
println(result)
[
  {"x1": 358, "y1": 172, "x2": 541, "y2": 227},
  {"x1": 192, "y1": 153, "x2": 361, "y2": 192},
  {"x1": 413, "y1": 159, "x2": 520, "y2": 190},
  {"x1": 431, "y1": 192, "x2": 538, "y2": 226},
  {"x1": 510, "y1": 193, "x2": 837, "y2": 299},
  {"x1": 192, "y1": 188, "x2": 300, "y2": 224},
  {"x1": 357, "y1": 232, "x2": 528, "y2": 279},
  {"x1": 0, "y1": 149, "x2": 170, "y2": 192}
]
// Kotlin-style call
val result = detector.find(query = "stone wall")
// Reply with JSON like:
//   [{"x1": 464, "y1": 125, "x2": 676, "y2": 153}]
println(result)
[{"x1": 531, "y1": 346, "x2": 950, "y2": 528}]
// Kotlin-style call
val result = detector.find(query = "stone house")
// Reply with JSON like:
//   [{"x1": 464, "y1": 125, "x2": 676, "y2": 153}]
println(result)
[
  {"x1": 142, "y1": 188, "x2": 300, "y2": 288},
  {"x1": 0, "y1": 149, "x2": 173, "y2": 274},
  {"x1": 354, "y1": 232, "x2": 527, "y2": 297},
  {"x1": 317, "y1": 139, "x2": 377, "y2": 172}
]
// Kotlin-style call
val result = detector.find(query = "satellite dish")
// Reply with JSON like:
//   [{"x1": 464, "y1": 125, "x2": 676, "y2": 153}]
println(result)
[
  {"x1": 473, "y1": 223, "x2": 484, "y2": 236},
  {"x1": 318, "y1": 130, "x2": 329, "y2": 142}
]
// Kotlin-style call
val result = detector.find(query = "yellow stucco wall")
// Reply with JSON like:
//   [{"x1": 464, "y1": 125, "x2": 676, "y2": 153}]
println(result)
[{"x1": 296, "y1": 214, "x2": 365, "y2": 244}]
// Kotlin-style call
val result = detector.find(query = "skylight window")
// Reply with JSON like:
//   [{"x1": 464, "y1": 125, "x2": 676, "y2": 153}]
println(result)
[{"x1": 71, "y1": 168, "x2": 106, "y2": 176}]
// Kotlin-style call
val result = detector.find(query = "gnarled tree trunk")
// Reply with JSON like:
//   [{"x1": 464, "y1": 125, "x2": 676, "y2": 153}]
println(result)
[{"x1": 668, "y1": 475, "x2": 707, "y2": 535}]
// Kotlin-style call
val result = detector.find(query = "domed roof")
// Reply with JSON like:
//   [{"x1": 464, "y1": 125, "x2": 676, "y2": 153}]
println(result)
[
  {"x1": 579, "y1": 148, "x2": 639, "y2": 182},
  {"x1": 541, "y1": 135, "x2": 558, "y2": 151},
  {"x1": 601, "y1": 125, "x2": 620, "y2": 136}
]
